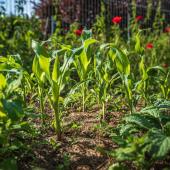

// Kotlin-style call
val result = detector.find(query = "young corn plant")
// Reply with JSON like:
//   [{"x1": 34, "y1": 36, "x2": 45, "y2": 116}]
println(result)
[
  {"x1": 32, "y1": 42, "x2": 50, "y2": 124},
  {"x1": 73, "y1": 30, "x2": 97, "y2": 112},
  {"x1": 159, "y1": 67, "x2": 170, "y2": 99},
  {"x1": 32, "y1": 40, "x2": 74, "y2": 140},
  {"x1": 101, "y1": 44, "x2": 134, "y2": 113},
  {"x1": 93, "y1": 50, "x2": 119, "y2": 120},
  {"x1": 136, "y1": 56, "x2": 168, "y2": 104}
]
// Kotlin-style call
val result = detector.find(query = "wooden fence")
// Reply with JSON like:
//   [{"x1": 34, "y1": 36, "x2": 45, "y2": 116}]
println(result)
[{"x1": 1, "y1": 0, "x2": 170, "y2": 34}]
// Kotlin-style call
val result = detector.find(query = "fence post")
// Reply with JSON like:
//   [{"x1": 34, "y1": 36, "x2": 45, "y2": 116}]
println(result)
[{"x1": 127, "y1": 0, "x2": 131, "y2": 42}]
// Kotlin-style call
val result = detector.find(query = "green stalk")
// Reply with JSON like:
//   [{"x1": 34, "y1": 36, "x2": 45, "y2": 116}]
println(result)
[
  {"x1": 53, "y1": 99, "x2": 61, "y2": 140},
  {"x1": 82, "y1": 83, "x2": 85, "y2": 112},
  {"x1": 123, "y1": 78, "x2": 133, "y2": 114},
  {"x1": 22, "y1": 78, "x2": 26, "y2": 106},
  {"x1": 38, "y1": 85, "x2": 45, "y2": 124},
  {"x1": 102, "y1": 102, "x2": 105, "y2": 120},
  {"x1": 52, "y1": 85, "x2": 61, "y2": 140}
]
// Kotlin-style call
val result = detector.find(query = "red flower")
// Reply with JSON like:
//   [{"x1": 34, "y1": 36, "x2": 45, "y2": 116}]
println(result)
[
  {"x1": 165, "y1": 27, "x2": 170, "y2": 33},
  {"x1": 112, "y1": 16, "x2": 122, "y2": 24},
  {"x1": 74, "y1": 28, "x2": 83, "y2": 36},
  {"x1": 136, "y1": 16, "x2": 143, "y2": 22},
  {"x1": 162, "y1": 63, "x2": 169, "y2": 68},
  {"x1": 146, "y1": 43, "x2": 153, "y2": 49}
]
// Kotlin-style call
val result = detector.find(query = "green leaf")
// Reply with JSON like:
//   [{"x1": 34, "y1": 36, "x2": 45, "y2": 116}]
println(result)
[
  {"x1": 158, "y1": 137, "x2": 170, "y2": 157},
  {"x1": 80, "y1": 49, "x2": 90, "y2": 74},
  {"x1": 38, "y1": 55, "x2": 50, "y2": 79},
  {"x1": 140, "y1": 106, "x2": 160, "y2": 118},
  {"x1": 147, "y1": 66, "x2": 166, "y2": 76},
  {"x1": 52, "y1": 55, "x2": 60, "y2": 82},
  {"x1": 109, "y1": 163, "x2": 126, "y2": 170},
  {"x1": 81, "y1": 29, "x2": 92, "y2": 40},
  {"x1": 52, "y1": 80, "x2": 59, "y2": 103},
  {"x1": 6, "y1": 72, "x2": 23, "y2": 95},
  {"x1": 0, "y1": 74, "x2": 6, "y2": 90},
  {"x1": 113, "y1": 49, "x2": 130, "y2": 76},
  {"x1": 32, "y1": 40, "x2": 50, "y2": 58},
  {"x1": 3, "y1": 99, "x2": 24, "y2": 121},
  {"x1": 0, "y1": 63, "x2": 11, "y2": 71},
  {"x1": 135, "y1": 32, "x2": 144, "y2": 54},
  {"x1": 83, "y1": 38, "x2": 98, "y2": 49},
  {"x1": 0, "y1": 111, "x2": 6, "y2": 118},
  {"x1": 139, "y1": 56, "x2": 148, "y2": 80},
  {"x1": 32, "y1": 40, "x2": 51, "y2": 80},
  {"x1": 148, "y1": 130, "x2": 170, "y2": 158},
  {"x1": 0, "y1": 158, "x2": 17, "y2": 170},
  {"x1": 124, "y1": 114, "x2": 158, "y2": 130},
  {"x1": 32, "y1": 56, "x2": 42, "y2": 80}
]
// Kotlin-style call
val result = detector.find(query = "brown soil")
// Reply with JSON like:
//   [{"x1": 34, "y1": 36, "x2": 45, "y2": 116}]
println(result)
[{"x1": 19, "y1": 109, "x2": 121, "y2": 170}]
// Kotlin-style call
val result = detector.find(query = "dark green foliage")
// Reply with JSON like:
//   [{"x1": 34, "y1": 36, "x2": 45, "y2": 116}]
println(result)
[
  {"x1": 109, "y1": 99, "x2": 170, "y2": 169},
  {"x1": 0, "y1": 16, "x2": 42, "y2": 71}
]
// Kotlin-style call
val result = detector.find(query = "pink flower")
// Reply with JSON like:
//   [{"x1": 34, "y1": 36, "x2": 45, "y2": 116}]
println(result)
[
  {"x1": 146, "y1": 43, "x2": 153, "y2": 49},
  {"x1": 112, "y1": 16, "x2": 122, "y2": 24}
]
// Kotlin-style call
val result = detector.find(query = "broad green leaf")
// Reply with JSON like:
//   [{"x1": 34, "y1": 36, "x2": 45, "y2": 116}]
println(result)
[
  {"x1": 113, "y1": 49, "x2": 130, "y2": 76},
  {"x1": 0, "y1": 158, "x2": 17, "y2": 170},
  {"x1": 0, "y1": 111, "x2": 6, "y2": 118},
  {"x1": 38, "y1": 55, "x2": 50, "y2": 79},
  {"x1": 109, "y1": 163, "x2": 126, "y2": 170},
  {"x1": 6, "y1": 72, "x2": 23, "y2": 95},
  {"x1": 139, "y1": 56, "x2": 148, "y2": 80},
  {"x1": 32, "y1": 40, "x2": 50, "y2": 58},
  {"x1": 52, "y1": 80, "x2": 59, "y2": 103},
  {"x1": 124, "y1": 114, "x2": 158, "y2": 130},
  {"x1": 0, "y1": 57, "x2": 8, "y2": 62},
  {"x1": 147, "y1": 66, "x2": 166, "y2": 75},
  {"x1": 3, "y1": 99, "x2": 24, "y2": 120},
  {"x1": 81, "y1": 29, "x2": 92, "y2": 40},
  {"x1": 140, "y1": 106, "x2": 160, "y2": 118},
  {"x1": 80, "y1": 50, "x2": 90, "y2": 74},
  {"x1": 0, "y1": 63, "x2": 10, "y2": 71},
  {"x1": 83, "y1": 38, "x2": 98, "y2": 49},
  {"x1": 124, "y1": 75, "x2": 132, "y2": 100},
  {"x1": 0, "y1": 74, "x2": 6, "y2": 90},
  {"x1": 100, "y1": 43, "x2": 110, "y2": 51},
  {"x1": 148, "y1": 130, "x2": 170, "y2": 158},
  {"x1": 135, "y1": 32, "x2": 144, "y2": 53},
  {"x1": 157, "y1": 137, "x2": 170, "y2": 157},
  {"x1": 108, "y1": 49, "x2": 116, "y2": 62},
  {"x1": 52, "y1": 55, "x2": 60, "y2": 81},
  {"x1": 32, "y1": 56, "x2": 42, "y2": 79}
]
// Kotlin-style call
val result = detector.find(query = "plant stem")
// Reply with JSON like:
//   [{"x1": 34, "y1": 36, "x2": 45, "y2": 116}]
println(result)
[
  {"x1": 52, "y1": 85, "x2": 61, "y2": 140},
  {"x1": 22, "y1": 78, "x2": 26, "y2": 106},
  {"x1": 38, "y1": 85, "x2": 45, "y2": 124},
  {"x1": 53, "y1": 99, "x2": 61, "y2": 140},
  {"x1": 102, "y1": 102, "x2": 105, "y2": 120},
  {"x1": 82, "y1": 83, "x2": 85, "y2": 112}
]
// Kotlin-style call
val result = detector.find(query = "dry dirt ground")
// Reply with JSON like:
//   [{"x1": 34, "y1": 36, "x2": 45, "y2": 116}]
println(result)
[{"x1": 19, "y1": 109, "x2": 122, "y2": 170}]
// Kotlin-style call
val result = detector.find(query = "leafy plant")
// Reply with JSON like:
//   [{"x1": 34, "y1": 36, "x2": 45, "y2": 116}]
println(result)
[
  {"x1": 0, "y1": 58, "x2": 34, "y2": 169},
  {"x1": 32, "y1": 40, "x2": 77, "y2": 140},
  {"x1": 93, "y1": 48, "x2": 119, "y2": 120},
  {"x1": 100, "y1": 44, "x2": 133, "y2": 113},
  {"x1": 109, "y1": 99, "x2": 170, "y2": 169},
  {"x1": 73, "y1": 30, "x2": 97, "y2": 112}
]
